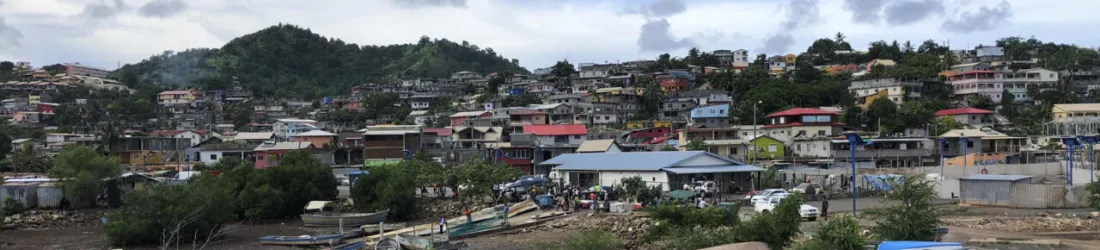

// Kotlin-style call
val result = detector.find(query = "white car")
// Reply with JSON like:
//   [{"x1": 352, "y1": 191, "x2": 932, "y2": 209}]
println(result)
[
  {"x1": 753, "y1": 194, "x2": 819, "y2": 221},
  {"x1": 748, "y1": 189, "x2": 788, "y2": 204},
  {"x1": 693, "y1": 181, "x2": 718, "y2": 194}
]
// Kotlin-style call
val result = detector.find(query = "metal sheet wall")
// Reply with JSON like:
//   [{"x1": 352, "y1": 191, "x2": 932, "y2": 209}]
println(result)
[
  {"x1": 1, "y1": 183, "x2": 40, "y2": 208},
  {"x1": 36, "y1": 183, "x2": 64, "y2": 208}
]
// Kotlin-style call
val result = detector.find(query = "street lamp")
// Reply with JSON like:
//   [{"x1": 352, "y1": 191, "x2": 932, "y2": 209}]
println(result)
[
  {"x1": 752, "y1": 100, "x2": 762, "y2": 163},
  {"x1": 1062, "y1": 136, "x2": 1083, "y2": 186},
  {"x1": 939, "y1": 138, "x2": 947, "y2": 177},
  {"x1": 842, "y1": 131, "x2": 864, "y2": 216},
  {"x1": 1090, "y1": 134, "x2": 1100, "y2": 183}
]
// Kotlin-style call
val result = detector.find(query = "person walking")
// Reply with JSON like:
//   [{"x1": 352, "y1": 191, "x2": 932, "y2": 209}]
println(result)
[
  {"x1": 465, "y1": 208, "x2": 472, "y2": 224},
  {"x1": 589, "y1": 192, "x2": 598, "y2": 213},
  {"x1": 438, "y1": 216, "x2": 446, "y2": 234},
  {"x1": 821, "y1": 194, "x2": 830, "y2": 221}
]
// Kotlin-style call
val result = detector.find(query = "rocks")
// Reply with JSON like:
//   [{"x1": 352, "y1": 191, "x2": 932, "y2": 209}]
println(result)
[
  {"x1": 3, "y1": 209, "x2": 104, "y2": 229},
  {"x1": 944, "y1": 216, "x2": 1100, "y2": 232}
]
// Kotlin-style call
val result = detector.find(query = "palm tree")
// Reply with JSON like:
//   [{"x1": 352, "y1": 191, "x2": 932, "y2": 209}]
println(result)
[
  {"x1": 9, "y1": 144, "x2": 50, "y2": 173},
  {"x1": 96, "y1": 122, "x2": 121, "y2": 154}
]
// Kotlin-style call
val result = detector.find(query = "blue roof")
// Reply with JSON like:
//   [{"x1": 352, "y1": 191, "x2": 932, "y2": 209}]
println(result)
[
  {"x1": 962, "y1": 174, "x2": 1032, "y2": 181},
  {"x1": 877, "y1": 241, "x2": 962, "y2": 250},
  {"x1": 662, "y1": 165, "x2": 764, "y2": 174},
  {"x1": 541, "y1": 151, "x2": 743, "y2": 171},
  {"x1": 691, "y1": 104, "x2": 730, "y2": 119}
]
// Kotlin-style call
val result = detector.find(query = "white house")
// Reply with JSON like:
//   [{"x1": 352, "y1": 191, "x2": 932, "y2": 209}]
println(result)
[
  {"x1": 541, "y1": 151, "x2": 763, "y2": 192},
  {"x1": 149, "y1": 129, "x2": 218, "y2": 146},
  {"x1": 273, "y1": 118, "x2": 318, "y2": 139},
  {"x1": 522, "y1": 124, "x2": 588, "y2": 146}
]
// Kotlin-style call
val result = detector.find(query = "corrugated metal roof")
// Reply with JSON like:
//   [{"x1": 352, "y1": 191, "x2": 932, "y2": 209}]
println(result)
[
  {"x1": 576, "y1": 139, "x2": 616, "y2": 153},
  {"x1": 662, "y1": 165, "x2": 764, "y2": 174},
  {"x1": 234, "y1": 132, "x2": 274, "y2": 140},
  {"x1": 961, "y1": 174, "x2": 1032, "y2": 181},
  {"x1": 542, "y1": 151, "x2": 743, "y2": 171}
]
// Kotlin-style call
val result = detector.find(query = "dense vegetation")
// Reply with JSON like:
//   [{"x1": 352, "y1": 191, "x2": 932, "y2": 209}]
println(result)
[{"x1": 112, "y1": 24, "x2": 528, "y2": 99}]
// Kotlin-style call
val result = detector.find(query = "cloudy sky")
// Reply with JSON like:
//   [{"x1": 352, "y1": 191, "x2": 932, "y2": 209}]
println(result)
[{"x1": 1, "y1": 0, "x2": 1099, "y2": 71}]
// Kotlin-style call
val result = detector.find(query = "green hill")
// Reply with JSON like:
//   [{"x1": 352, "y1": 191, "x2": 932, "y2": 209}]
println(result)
[{"x1": 113, "y1": 24, "x2": 528, "y2": 99}]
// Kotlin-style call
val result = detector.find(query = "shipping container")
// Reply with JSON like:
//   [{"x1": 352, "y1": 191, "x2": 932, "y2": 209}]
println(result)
[
  {"x1": 1, "y1": 182, "x2": 40, "y2": 208},
  {"x1": 36, "y1": 182, "x2": 64, "y2": 209}
]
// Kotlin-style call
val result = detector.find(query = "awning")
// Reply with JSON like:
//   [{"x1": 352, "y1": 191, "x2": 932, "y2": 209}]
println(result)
[
  {"x1": 363, "y1": 158, "x2": 403, "y2": 167},
  {"x1": 305, "y1": 201, "x2": 334, "y2": 211},
  {"x1": 662, "y1": 165, "x2": 765, "y2": 174}
]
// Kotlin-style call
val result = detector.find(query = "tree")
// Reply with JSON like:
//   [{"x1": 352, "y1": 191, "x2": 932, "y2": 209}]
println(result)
[
  {"x1": 966, "y1": 94, "x2": 996, "y2": 111},
  {"x1": 866, "y1": 98, "x2": 900, "y2": 134},
  {"x1": 97, "y1": 122, "x2": 122, "y2": 153},
  {"x1": 638, "y1": 76, "x2": 664, "y2": 120},
  {"x1": 734, "y1": 195, "x2": 804, "y2": 249},
  {"x1": 898, "y1": 100, "x2": 937, "y2": 130},
  {"x1": 550, "y1": 60, "x2": 575, "y2": 79},
  {"x1": 0, "y1": 128, "x2": 10, "y2": 165},
  {"x1": 685, "y1": 140, "x2": 707, "y2": 151},
  {"x1": 105, "y1": 176, "x2": 236, "y2": 247},
  {"x1": 867, "y1": 175, "x2": 943, "y2": 241},
  {"x1": 241, "y1": 150, "x2": 338, "y2": 219},
  {"x1": 1000, "y1": 89, "x2": 1018, "y2": 119},
  {"x1": 794, "y1": 214, "x2": 865, "y2": 250},
  {"x1": 615, "y1": 176, "x2": 662, "y2": 204},
  {"x1": 934, "y1": 117, "x2": 964, "y2": 135},
  {"x1": 50, "y1": 145, "x2": 123, "y2": 208},
  {"x1": 454, "y1": 160, "x2": 523, "y2": 204},
  {"x1": 9, "y1": 144, "x2": 50, "y2": 173},
  {"x1": 842, "y1": 106, "x2": 865, "y2": 129}
]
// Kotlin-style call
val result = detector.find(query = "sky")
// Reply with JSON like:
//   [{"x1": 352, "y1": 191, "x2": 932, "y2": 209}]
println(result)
[{"x1": 1, "y1": 0, "x2": 1099, "y2": 71}]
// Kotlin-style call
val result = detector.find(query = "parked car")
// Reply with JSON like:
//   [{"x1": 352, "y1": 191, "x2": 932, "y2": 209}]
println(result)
[
  {"x1": 692, "y1": 181, "x2": 718, "y2": 194},
  {"x1": 753, "y1": 193, "x2": 819, "y2": 221},
  {"x1": 790, "y1": 183, "x2": 823, "y2": 194},
  {"x1": 748, "y1": 189, "x2": 788, "y2": 204}
]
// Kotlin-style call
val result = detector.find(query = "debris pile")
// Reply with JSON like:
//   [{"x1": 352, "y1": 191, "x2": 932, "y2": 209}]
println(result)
[
  {"x1": 536, "y1": 213, "x2": 654, "y2": 249},
  {"x1": 3, "y1": 209, "x2": 105, "y2": 229},
  {"x1": 945, "y1": 216, "x2": 1100, "y2": 232}
]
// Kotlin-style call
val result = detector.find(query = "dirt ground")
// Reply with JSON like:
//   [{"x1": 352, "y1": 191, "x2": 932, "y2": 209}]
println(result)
[
  {"x1": 462, "y1": 229, "x2": 581, "y2": 250},
  {"x1": 0, "y1": 220, "x2": 315, "y2": 250}
]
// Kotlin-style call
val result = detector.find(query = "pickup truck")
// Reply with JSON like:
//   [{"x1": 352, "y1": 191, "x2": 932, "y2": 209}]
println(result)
[
  {"x1": 747, "y1": 189, "x2": 788, "y2": 204},
  {"x1": 753, "y1": 194, "x2": 819, "y2": 221}
]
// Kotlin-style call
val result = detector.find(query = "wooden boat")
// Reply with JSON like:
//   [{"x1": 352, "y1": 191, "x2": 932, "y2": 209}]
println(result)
[
  {"x1": 332, "y1": 240, "x2": 366, "y2": 250},
  {"x1": 395, "y1": 233, "x2": 469, "y2": 250},
  {"x1": 258, "y1": 233, "x2": 343, "y2": 246},
  {"x1": 302, "y1": 209, "x2": 389, "y2": 227},
  {"x1": 373, "y1": 237, "x2": 400, "y2": 250}
]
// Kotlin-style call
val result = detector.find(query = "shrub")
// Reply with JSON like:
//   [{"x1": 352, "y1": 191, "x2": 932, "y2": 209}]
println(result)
[
  {"x1": 733, "y1": 194, "x2": 803, "y2": 249},
  {"x1": 105, "y1": 177, "x2": 236, "y2": 246},
  {"x1": 351, "y1": 164, "x2": 418, "y2": 220},
  {"x1": 190, "y1": 150, "x2": 337, "y2": 220},
  {"x1": 3, "y1": 198, "x2": 25, "y2": 215},
  {"x1": 795, "y1": 214, "x2": 865, "y2": 250},
  {"x1": 543, "y1": 230, "x2": 622, "y2": 250},
  {"x1": 615, "y1": 176, "x2": 663, "y2": 204},
  {"x1": 866, "y1": 175, "x2": 942, "y2": 241},
  {"x1": 49, "y1": 145, "x2": 122, "y2": 208}
]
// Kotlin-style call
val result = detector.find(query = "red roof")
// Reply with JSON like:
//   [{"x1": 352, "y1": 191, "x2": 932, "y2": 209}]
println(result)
[
  {"x1": 523, "y1": 124, "x2": 587, "y2": 136},
  {"x1": 762, "y1": 122, "x2": 846, "y2": 129},
  {"x1": 423, "y1": 128, "x2": 452, "y2": 137},
  {"x1": 766, "y1": 108, "x2": 839, "y2": 118},
  {"x1": 149, "y1": 129, "x2": 212, "y2": 137},
  {"x1": 935, "y1": 108, "x2": 993, "y2": 116}
]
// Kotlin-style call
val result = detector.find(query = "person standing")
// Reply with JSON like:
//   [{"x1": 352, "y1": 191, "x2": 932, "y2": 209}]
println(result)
[
  {"x1": 589, "y1": 192, "x2": 598, "y2": 213},
  {"x1": 439, "y1": 216, "x2": 446, "y2": 234},
  {"x1": 465, "y1": 208, "x2": 473, "y2": 224},
  {"x1": 697, "y1": 197, "x2": 706, "y2": 209},
  {"x1": 821, "y1": 194, "x2": 829, "y2": 221}
]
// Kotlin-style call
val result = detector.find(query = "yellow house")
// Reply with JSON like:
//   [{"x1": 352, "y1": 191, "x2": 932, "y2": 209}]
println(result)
[
  {"x1": 784, "y1": 54, "x2": 797, "y2": 64},
  {"x1": 1052, "y1": 103, "x2": 1100, "y2": 121},
  {"x1": 158, "y1": 90, "x2": 198, "y2": 105},
  {"x1": 627, "y1": 120, "x2": 672, "y2": 129},
  {"x1": 857, "y1": 90, "x2": 889, "y2": 110}
]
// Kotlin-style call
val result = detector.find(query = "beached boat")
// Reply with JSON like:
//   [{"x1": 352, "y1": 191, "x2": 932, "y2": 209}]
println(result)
[
  {"x1": 302, "y1": 210, "x2": 390, "y2": 227},
  {"x1": 373, "y1": 237, "x2": 400, "y2": 250},
  {"x1": 395, "y1": 233, "x2": 444, "y2": 250},
  {"x1": 332, "y1": 240, "x2": 366, "y2": 250},
  {"x1": 258, "y1": 233, "x2": 343, "y2": 246}
]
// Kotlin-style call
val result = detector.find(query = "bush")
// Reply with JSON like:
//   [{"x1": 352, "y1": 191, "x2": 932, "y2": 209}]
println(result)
[
  {"x1": 795, "y1": 214, "x2": 865, "y2": 250},
  {"x1": 185, "y1": 150, "x2": 336, "y2": 221},
  {"x1": 3, "y1": 198, "x2": 25, "y2": 215},
  {"x1": 615, "y1": 176, "x2": 663, "y2": 204},
  {"x1": 644, "y1": 204, "x2": 741, "y2": 248},
  {"x1": 549, "y1": 230, "x2": 622, "y2": 250},
  {"x1": 733, "y1": 194, "x2": 803, "y2": 249},
  {"x1": 866, "y1": 175, "x2": 942, "y2": 241},
  {"x1": 105, "y1": 177, "x2": 236, "y2": 246},
  {"x1": 351, "y1": 163, "x2": 419, "y2": 220},
  {"x1": 49, "y1": 145, "x2": 122, "y2": 208}
]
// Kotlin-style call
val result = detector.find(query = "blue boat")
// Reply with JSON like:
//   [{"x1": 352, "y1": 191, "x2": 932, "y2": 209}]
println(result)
[
  {"x1": 258, "y1": 233, "x2": 343, "y2": 246},
  {"x1": 877, "y1": 241, "x2": 964, "y2": 250},
  {"x1": 332, "y1": 240, "x2": 366, "y2": 250}
]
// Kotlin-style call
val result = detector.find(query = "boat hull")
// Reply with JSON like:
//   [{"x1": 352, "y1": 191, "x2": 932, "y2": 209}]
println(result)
[
  {"x1": 258, "y1": 234, "x2": 343, "y2": 246},
  {"x1": 301, "y1": 210, "x2": 389, "y2": 227}
]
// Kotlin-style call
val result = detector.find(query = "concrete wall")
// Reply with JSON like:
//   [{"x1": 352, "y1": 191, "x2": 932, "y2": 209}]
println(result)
[{"x1": 1011, "y1": 184, "x2": 1074, "y2": 208}]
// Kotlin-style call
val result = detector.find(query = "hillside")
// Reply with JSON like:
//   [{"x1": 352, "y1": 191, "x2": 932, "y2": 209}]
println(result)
[{"x1": 113, "y1": 24, "x2": 528, "y2": 99}]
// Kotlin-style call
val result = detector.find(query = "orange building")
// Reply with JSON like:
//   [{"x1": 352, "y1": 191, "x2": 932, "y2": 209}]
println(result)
[{"x1": 291, "y1": 130, "x2": 337, "y2": 148}]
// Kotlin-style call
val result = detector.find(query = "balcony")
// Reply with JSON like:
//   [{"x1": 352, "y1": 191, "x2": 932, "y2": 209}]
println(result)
[{"x1": 831, "y1": 149, "x2": 933, "y2": 159}]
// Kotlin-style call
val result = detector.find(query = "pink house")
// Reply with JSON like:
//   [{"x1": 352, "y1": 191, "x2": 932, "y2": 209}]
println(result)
[
  {"x1": 252, "y1": 142, "x2": 313, "y2": 169},
  {"x1": 449, "y1": 111, "x2": 490, "y2": 126}
]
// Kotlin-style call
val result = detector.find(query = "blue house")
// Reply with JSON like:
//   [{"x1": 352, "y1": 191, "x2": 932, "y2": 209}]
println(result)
[
  {"x1": 540, "y1": 151, "x2": 763, "y2": 192},
  {"x1": 690, "y1": 104, "x2": 731, "y2": 127}
]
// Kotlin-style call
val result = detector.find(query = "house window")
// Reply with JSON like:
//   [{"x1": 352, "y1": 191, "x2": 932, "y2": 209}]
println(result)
[
  {"x1": 210, "y1": 154, "x2": 218, "y2": 160},
  {"x1": 796, "y1": 144, "x2": 801, "y2": 151},
  {"x1": 817, "y1": 130, "x2": 825, "y2": 136},
  {"x1": 555, "y1": 136, "x2": 568, "y2": 143},
  {"x1": 257, "y1": 154, "x2": 264, "y2": 160},
  {"x1": 513, "y1": 150, "x2": 531, "y2": 159},
  {"x1": 966, "y1": 141, "x2": 973, "y2": 148},
  {"x1": 768, "y1": 144, "x2": 778, "y2": 152},
  {"x1": 573, "y1": 135, "x2": 582, "y2": 139}
]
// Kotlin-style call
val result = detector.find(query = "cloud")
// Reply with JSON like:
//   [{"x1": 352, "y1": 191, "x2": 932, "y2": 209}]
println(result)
[
  {"x1": 80, "y1": 0, "x2": 128, "y2": 19},
  {"x1": 638, "y1": 19, "x2": 694, "y2": 52},
  {"x1": 392, "y1": 0, "x2": 467, "y2": 9},
  {"x1": 942, "y1": 1, "x2": 1012, "y2": 33},
  {"x1": 883, "y1": 0, "x2": 945, "y2": 26},
  {"x1": 843, "y1": 0, "x2": 886, "y2": 24},
  {"x1": 0, "y1": 17, "x2": 22, "y2": 51},
  {"x1": 780, "y1": 0, "x2": 821, "y2": 30},
  {"x1": 621, "y1": 0, "x2": 687, "y2": 18},
  {"x1": 760, "y1": 34, "x2": 793, "y2": 55},
  {"x1": 138, "y1": 0, "x2": 189, "y2": 18}
]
